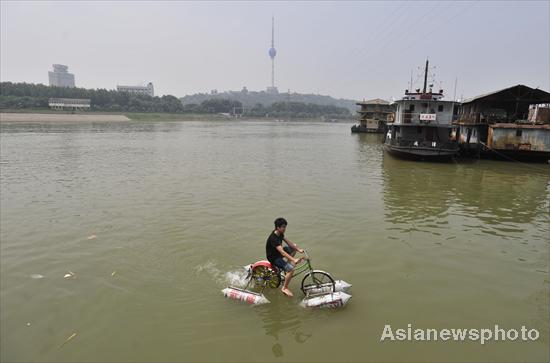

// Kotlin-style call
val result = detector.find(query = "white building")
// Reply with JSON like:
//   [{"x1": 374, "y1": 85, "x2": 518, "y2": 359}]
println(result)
[
  {"x1": 116, "y1": 82, "x2": 154, "y2": 97},
  {"x1": 48, "y1": 98, "x2": 90, "y2": 110},
  {"x1": 48, "y1": 64, "x2": 75, "y2": 88}
]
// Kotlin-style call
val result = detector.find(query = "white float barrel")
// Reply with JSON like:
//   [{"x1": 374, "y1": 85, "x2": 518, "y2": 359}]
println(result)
[
  {"x1": 303, "y1": 280, "x2": 352, "y2": 295},
  {"x1": 222, "y1": 287, "x2": 270, "y2": 305},
  {"x1": 335, "y1": 280, "x2": 352, "y2": 291},
  {"x1": 300, "y1": 291, "x2": 352, "y2": 309}
]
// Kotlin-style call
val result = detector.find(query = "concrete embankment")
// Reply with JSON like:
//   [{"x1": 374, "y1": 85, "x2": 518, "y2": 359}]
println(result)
[{"x1": 0, "y1": 113, "x2": 131, "y2": 123}]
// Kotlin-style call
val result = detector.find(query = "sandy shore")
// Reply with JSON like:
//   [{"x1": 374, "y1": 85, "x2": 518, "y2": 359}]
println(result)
[{"x1": 0, "y1": 113, "x2": 131, "y2": 123}]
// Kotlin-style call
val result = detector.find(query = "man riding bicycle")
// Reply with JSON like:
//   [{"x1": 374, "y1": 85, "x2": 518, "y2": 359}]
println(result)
[{"x1": 265, "y1": 217, "x2": 304, "y2": 297}]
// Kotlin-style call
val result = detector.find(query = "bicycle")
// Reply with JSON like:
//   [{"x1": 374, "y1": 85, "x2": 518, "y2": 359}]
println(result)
[{"x1": 244, "y1": 250, "x2": 336, "y2": 296}]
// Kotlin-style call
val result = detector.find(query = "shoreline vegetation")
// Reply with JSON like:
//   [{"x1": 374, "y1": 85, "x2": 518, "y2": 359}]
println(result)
[{"x1": 0, "y1": 82, "x2": 353, "y2": 121}]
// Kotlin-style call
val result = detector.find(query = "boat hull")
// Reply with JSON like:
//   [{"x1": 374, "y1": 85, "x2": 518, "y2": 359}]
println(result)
[
  {"x1": 351, "y1": 125, "x2": 384, "y2": 134},
  {"x1": 481, "y1": 149, "x2": 550, "y2": 163},
  {"x1": 383, "y1": 143, "x2": 459, "y2": 161}
]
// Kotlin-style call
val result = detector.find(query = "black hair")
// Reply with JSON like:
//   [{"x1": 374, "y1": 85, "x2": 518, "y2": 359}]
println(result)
[{"x1": 274, "y1": 217, "x2": 287, "y2": 228}]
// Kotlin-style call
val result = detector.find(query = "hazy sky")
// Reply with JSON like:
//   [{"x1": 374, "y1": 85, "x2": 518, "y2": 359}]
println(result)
[{"x1": 1, "y1": 1, "x2": 549, "y2": 101}]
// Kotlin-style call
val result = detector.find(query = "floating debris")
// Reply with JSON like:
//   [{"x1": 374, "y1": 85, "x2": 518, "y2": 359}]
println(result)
[
  {"x1": 26, "y1": 322, "x2": 31, "y2": 327},
  {"x1": 64, "y1": 271, "x2": 76, "y2": 279},
  {"x1": 87, "y1": 235, "x2": 97, "y2": 240},
  {"x1": 30, "y1": 274, "x2": 44, "y2": 279},
  {"x1": 111, "y1": 270, "x2": 117, "y2": 277},
  {"x1": 59, "y1": 332, "x2": 77, "y2": 348}
]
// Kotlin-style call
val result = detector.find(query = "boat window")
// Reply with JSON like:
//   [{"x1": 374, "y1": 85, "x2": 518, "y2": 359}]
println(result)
[
  {"x1": 516, "y1": 129, "x2": 522, "y2": 137},
  {"x1": 438, "y1": 105, "x2": 444, "y2": 112},
  {"x1": 409, "y1": 104, "x2": 415, "y2": 112}
]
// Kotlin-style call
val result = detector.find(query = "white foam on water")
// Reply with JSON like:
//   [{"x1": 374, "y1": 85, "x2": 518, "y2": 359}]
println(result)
[
  {"x1": 195, "y1": 261, "x2": 250, "y2": 287},
  {"x1": 224, "y1": 268, "x2": 250, "y2": 288},
  {"x1": 30, "y1": 274, "x2": 44, "y2": 279},
  {"x1": 195, "y1": 261, "x2": 224, "y2": 284}
]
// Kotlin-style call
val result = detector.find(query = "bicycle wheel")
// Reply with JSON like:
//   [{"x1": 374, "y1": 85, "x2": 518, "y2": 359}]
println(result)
[
  {"x1": 301, "y1": 270, "x2": 335, "y2": 295},
  {"x1": 251, "y1": 265, "x2": 281, "y2": 289}
]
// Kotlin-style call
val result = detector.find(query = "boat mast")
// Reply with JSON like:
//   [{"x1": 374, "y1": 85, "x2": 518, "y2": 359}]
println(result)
[{"x1": 422, "y1": 59, "x2": 429, "y2": 94}]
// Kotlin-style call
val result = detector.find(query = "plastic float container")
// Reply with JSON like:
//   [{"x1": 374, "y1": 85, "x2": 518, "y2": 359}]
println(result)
[
  {"x1": 300, "y1": 291, "x2": 352, "y2": 309},
  {"x1": 222, "y1": 287, "x2": 270, "y2": 305}
]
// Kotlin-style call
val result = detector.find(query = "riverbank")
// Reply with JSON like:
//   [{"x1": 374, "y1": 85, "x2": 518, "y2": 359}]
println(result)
[
  {"x1": 0, "y1": 112, "x2": 131, "y2": 123},
  {"x1": 0, "y1": 110, "x2": 209, "y2": 122},
  {"x1": 0, "y1": 110, "x2": 342, "y2": 123}
]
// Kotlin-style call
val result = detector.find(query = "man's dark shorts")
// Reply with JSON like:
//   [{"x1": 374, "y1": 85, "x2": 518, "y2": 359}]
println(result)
[{"x1": 272, "y1": 246, "x2": 295, "y2": 273}]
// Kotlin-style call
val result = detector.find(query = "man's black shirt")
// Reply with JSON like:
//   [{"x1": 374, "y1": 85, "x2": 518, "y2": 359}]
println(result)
[{"x1": 266, "y1": 230, "x2": 284, "y2": 264}]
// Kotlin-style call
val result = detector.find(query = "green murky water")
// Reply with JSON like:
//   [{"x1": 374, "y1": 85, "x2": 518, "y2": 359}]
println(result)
[{"x1": 1, "y1": 120, "x2": 549, "y2": 362}]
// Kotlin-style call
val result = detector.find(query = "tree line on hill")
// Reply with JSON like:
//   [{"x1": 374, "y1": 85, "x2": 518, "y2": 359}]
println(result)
[
  {"x1": 0, "y1": 82, "x2": 351, "y2": 118},
  {"x1": 181, "y1": 99, "x2": 351, "y2": 118},
  {"x1": 180, "y1": 88, "x2": 357, "y2": 113}
]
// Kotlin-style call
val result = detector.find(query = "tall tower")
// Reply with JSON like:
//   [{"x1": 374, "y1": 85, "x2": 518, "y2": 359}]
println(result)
[{"x1": 267, "y1": 16, "x2": 278, "y2": 93}]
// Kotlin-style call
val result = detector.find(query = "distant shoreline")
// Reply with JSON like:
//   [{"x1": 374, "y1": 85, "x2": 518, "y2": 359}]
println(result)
[
  {"x1": 0, "y1": 112, "x2": 131, "y2": 123},
  {"x1": 0, "y1": 111, "x2": 220, "y2": 123},
  {"x1": 0, "y1": 110, "x2": 353, "y2": 123}
]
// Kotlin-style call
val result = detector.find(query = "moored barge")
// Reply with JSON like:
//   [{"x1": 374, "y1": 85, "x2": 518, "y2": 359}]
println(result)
[{"x1": 383, "y1": 60, "x2": 459, "y2": 161}]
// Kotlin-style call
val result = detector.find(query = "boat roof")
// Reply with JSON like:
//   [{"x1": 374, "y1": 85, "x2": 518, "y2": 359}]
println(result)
[
  {"x1": 358, "y1": 109, "x2": 393, "y2": 113},
  {"x1": 462, "y1": 84, "x2": 550, "y2": 104},
  {"x1": 394, "y1": 98, "x2": 456, "y2": 104},
  {"x1": 356, "y1": 98, "x2": 390, "y2": 105}
]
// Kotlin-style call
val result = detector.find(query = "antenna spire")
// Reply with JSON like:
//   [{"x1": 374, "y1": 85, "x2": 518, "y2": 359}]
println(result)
[
  {"x1": 422, "y1": 59, "x2": 429, "y2": 94},
  {"x1": 267, "y1": 16, "x2": 277, "y2": 91},
  {"x1": 271, "y1": 16, "x2": 274, "y2": 48}
]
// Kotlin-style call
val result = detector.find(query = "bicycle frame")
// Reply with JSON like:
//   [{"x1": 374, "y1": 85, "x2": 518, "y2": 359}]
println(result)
[{"x1": 282, "y1": 253, "x2": 313, "y2": 280}]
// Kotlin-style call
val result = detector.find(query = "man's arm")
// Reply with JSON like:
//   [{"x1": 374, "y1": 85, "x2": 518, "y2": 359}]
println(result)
[
  {"x1": 283, "y1": 237, "x2": 304, "y2": 253},
  {"x1": 276, "y1": 245, "x2": 299, "y2": 265}
]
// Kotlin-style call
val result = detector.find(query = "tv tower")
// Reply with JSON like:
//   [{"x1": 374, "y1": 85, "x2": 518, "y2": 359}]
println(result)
[{"x1": 267, "y1": 16, "x2": 278, "y2": 93}]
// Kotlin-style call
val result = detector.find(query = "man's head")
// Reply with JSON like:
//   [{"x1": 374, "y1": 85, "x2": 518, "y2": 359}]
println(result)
[{"x1": 274, "y1": 217, "x2": 287, "y2": 234}]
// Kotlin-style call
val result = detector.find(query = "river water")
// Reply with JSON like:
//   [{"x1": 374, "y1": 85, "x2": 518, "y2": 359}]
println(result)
[{"x1": 1, "y1": 120, "x2": 549, "y2": 362}]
